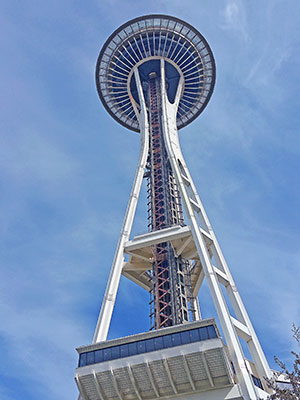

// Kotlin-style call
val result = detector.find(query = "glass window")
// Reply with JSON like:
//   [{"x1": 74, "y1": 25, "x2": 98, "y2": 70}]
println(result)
[
  {"x1": 154, "y1": 336, "x2": 163, "y2": 350},
  {"x1": 145, "y1": 338, "x2": 155, "y2": 352},
  {"x1": 199, "y1": 327, "x2": 209, "y2": 340},
  {"x1": 87, "y1": 351, "x2": 95, "y2": 365},
  {"x1": 163, "y1": 334, "x2": 172, "y2": 348},
  {"x1": 137, "y1": 340, "x2": 146, "y2": 354},
  {"x1": 207, "y1": 325, "x2": 217, "y2": 339},
  {"x1": 180, "y1": 330, "x2": 191, "y2": 344},
  {"x1": 171, "y1": 333, "x2": 181, "y2": 346},
  {"x1": 128, "y1": 342, "x2": 137, "y2": 356},
  {"x1": 111, "y1": 345, "x2": 120, "y2": 360},
  {"x1": 252, "y1": 375, "x2": 263, "y2": 389},
  {"x1": 189, "y1": 329, "x2": 200, "y2": 342},
  {"x1": 95, "y1": 349, "x2": 104, "y2": 363},
  {"x1": 120, "y1": 344, "x2": 129, "y2": 358},
  {"x1": 103, "y1": 347, "x2": 112, "y2": 361},
  {"x1": 79, "y1": 353, "x2": 87, "y2": 367}
]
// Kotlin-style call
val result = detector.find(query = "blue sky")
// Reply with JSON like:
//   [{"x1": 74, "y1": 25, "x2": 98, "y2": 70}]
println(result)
[{"x1": 1, "y1": 1, "x2": 300, "y2": 399}]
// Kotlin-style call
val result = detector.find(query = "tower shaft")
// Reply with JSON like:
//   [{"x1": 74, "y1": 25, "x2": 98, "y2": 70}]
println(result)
[{"x1": 148, "y1": 74, "x2": 189, "y2": 329}]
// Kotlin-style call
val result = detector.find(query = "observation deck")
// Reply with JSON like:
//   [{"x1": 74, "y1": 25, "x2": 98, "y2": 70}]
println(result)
[
  {"x1": 75, "y1": 319, "x2": 245, "y2": 400},
  {"x1": 96, "y1": 15, "x2": 215, "y2": 132}
]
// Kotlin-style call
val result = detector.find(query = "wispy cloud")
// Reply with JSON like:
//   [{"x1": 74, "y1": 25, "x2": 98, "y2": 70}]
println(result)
[{"x1": 221, "y1": 0, "x2": 249, "y2": 41}]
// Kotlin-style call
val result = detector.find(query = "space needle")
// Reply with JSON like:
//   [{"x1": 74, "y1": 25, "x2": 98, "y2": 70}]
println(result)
[{"x1": 75, "y1": 15, "x2": 273, "y2": 400}]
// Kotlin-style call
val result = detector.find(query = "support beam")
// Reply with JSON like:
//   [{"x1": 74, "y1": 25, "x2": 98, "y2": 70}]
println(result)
[
  {"x1": 110, "y1": 369, "x2": 123, "y2": 400},
  {"x1": 92, "y1": 66, "x2": 150, "y2": 343},
  {"x1": 127, "y1": 365, "x2": 142, "y2": 400},
  {"x1": 193, "y1": 267, "x2": 205, "y2": 296},
  {"x1": 231, "y1": 316, "x2": 252, "y2": 342},
  {"x1": 214, "y1": 266, "x2": 230, "y2": 287},
  {"x1": 201, "y1": 353, "x2": 214, "y2": 387},
  {"x1": 175, "y1": 235, "x2": 193, "y2": 256},
  {"x1": 189, "y1": 197, "x2": 201, "y2": 213},
  {"x1": 121, "y1": 270, "x2": 150, "y2": 291},
  {"x1": 124, "y1": 225, "x2": 191, "y2": 252},
  {"x1": 181, "y1": 173, "x2": 190, "y2": 186},
  {"x1": 182, "y1": 354, "x2": 196, "y2": 391},
  {"x1": 126, "y1": 251, "x2": 151, "y2": 263},
  {"x1": 145, "y1": 361, "x2": 160, "y2": 398},
  {"x1": 163, "y1": 358, "x2": 178, "y2": 394},
  {"x1": 92, "y1": 370, "x2": 105, "y2": 400}
]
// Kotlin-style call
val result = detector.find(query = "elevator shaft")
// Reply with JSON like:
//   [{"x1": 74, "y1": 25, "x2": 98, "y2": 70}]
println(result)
[{"x1": 147, "y1": 74, "x2": 190, "y2": 330}]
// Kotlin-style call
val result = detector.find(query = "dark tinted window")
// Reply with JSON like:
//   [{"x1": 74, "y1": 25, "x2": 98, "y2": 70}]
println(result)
[
  {"x1": 128, "y1": 342, "x2": 137, "y2": 356},
  {"x1": 190, "y1": 329, "x2": 200, "y2": 342},
  {"x1": 180, "y1": 330, "x2": 190, "y2": 344},
  {"x1": 95, "y1": 349, "x2": 103, "y2": 363},
  {"x1": 79, "y1": 353, "x2": 87, "y2": 367},
  {"x1": 207, "y1": 325, "x2": 217, "y2": 338},
  {"x1": 120, "y1": 344, "x2": 129, "y2": 357},
  {"x1": 171, "y1": 333, "x2": 181, "y2": 346},
  {"x1": 87, "y1": 351, "x2": 95, "y2": 365},
  {"x1": 252, "y1": 375, "x2": 263, "y2": 390},
  {"x1": 79, "y1": 324, "x2": 219, "y2": 366},
  {"x1": 154, "y1": 336, "x2": 163, "y2": 350},
  {"x1": 137, "y1": 340, "x2": 146, "y2": 354},
  {"x1": 103, "y1": 347, "x2": 112, "y2": 361},
  {"x1": 145, "y1": 338, "x2": 155, "y2": 352},
  {"x1": 199, "y1": 327, "x2": 208, "y2": 340},
  {"x1": 163, "y1": 334, "x2": 172, "y2": 348},
  {"x1": 111, "y1": 345, "x2": 120, "y2": 359}
]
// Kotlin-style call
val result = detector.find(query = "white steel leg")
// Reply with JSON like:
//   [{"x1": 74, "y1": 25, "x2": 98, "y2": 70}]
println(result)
[
  {"x1": 93, "y1": 67, "x2": 149, "y2": 343},
  {"x1": 159, "y1": 58, "x2": 268, "y2": 399}
]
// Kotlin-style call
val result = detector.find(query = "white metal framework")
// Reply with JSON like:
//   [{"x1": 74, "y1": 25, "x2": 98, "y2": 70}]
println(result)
[
  {"x1": 90, "y1": 15, "x2": 272, "y2": 400},
  {"x1": 96, "y1": 15, "x2": 214, "y2": 132}
]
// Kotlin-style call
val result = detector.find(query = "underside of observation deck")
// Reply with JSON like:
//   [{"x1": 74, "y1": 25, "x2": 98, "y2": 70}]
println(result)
[
  {"x1": 96, "y1": 14, "x2": 215, "y2": 132},
  {"x1": 75, "y1": 320, "x2": 245, "y2": 400}
]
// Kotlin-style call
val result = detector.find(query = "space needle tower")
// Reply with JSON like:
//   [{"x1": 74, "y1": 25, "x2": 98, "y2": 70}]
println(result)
[{"x1": 75, "y1": 15, "x2": 273, "y2": 400}]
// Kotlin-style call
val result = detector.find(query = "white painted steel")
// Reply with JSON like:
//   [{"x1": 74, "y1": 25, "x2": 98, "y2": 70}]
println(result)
[
  {"x1": 92, "y1": 67, "x2": 149, "y2": 343},
  {"x1": 159, "y1": 58, "x2": 271, "y2": 399},
  {"x1": 92, "y1": 58, "x2": 271, "y2": 399}
]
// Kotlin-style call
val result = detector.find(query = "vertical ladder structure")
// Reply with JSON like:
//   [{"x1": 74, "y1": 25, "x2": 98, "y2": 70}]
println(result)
[{"x1": 75, "y1": 15, "x2": 274, "y2": 400}]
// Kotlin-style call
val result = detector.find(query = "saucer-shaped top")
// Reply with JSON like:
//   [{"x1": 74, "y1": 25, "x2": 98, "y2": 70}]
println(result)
[{"x1": 96, "y1": 15, "x2": 216, "y2": 132}]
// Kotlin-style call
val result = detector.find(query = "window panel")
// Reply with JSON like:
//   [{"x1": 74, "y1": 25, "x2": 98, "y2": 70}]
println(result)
[
  {"x1": 145, "y1": 338, "x2": 155, "y2": 352},
  {"x1": 189, "y1": 329, "x2": 200, "y2": 342},
  {"x1": 171, "y1": 333, "x2": 181, "y2": 346},
  {"x1": 163, "y1": 334, "x2": 172, "y2": 348},
  {"x1": 207, "y1": 325, "x2": 217, "y2": 338},
  {"x1": 79, "y1": 353, "x2": 87, "y2": 367},
  {"x1": 103, "y1": 347, "x2": 112, "y2": 361},
  {"x1": 180, "y1": 330, "x2": 191, "y2": 344},
  {"x1": 154, "y1": 336, "x2": 163, "y2": 350},
  {"x1": 199, "y1": 327, "x2": 209, "y2": 340},
  {"x1": 79, "y1": 324, "x2": 219, "y2": 367},
  {"x1": 128, "y1": 342, "x2": 137, "y2": 356},
  {"x1": 95, "y1": 349, "x2": 104, "y2": 363},
  {"x1": 120, "y1": 344, "x2": 129, "y2": 358},
  {"x1": 111, "y1": 345, "x2": 120, "y2": 359},
  {"x1": 87, "y1": 351, "x2": 95, "y2": 365},
  {"x1": 137, "y1": 340, "x2": 146, "y2": 354}
]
